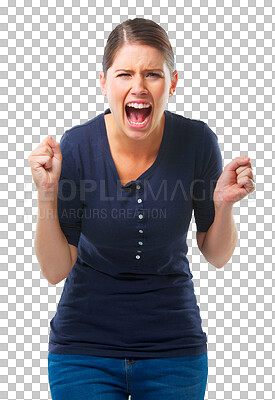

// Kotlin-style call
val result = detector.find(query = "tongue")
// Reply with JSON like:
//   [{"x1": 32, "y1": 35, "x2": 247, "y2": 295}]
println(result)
[{"x1": 127, "y1": 107, "x2": 151, "y2": 122}]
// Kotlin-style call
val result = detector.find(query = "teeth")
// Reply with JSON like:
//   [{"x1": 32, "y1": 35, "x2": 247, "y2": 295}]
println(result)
[
  {"x1": 128, "y1": 115, "x2": 150, "y2": 126},
  {"x1": 126, "y1": 102, "x2": 151, "y2": 109}
]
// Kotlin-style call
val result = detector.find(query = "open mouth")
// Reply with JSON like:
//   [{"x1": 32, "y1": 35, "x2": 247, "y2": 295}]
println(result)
[{"x1": 125, "y1": 104, "x2": 152, "y2": 127}]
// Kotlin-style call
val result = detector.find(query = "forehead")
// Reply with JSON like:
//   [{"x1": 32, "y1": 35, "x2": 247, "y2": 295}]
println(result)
[{"x1": 111, "y1": 43, "x2": 166, "y2": 69}]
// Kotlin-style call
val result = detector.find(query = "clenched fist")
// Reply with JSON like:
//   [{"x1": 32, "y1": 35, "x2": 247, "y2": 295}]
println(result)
[{"x1": 28, "y1": 135, "x2": 62, "y2": 198}]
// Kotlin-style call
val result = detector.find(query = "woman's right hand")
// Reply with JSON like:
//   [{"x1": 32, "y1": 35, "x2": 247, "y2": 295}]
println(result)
[{"x1": 28, "y1": 135, "x2": 62, "y2": 196}]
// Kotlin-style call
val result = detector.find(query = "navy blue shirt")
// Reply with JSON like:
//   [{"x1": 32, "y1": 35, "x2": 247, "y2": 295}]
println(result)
[{"x1": 48, "y1": 108, "x2": 223, "y2": 358}]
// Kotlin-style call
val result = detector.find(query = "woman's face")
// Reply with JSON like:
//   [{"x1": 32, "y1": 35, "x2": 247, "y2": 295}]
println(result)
[{"x1": 100, "y1": 43, "x2": 178, "y2": 141}]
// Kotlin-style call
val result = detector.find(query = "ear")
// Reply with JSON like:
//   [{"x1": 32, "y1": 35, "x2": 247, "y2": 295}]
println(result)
[
  {"x1": 99, "y1": 71, "x2": 107, "y2": 96},
  {"x1": 171, "y1": 70, "x2": 178, "y2": 91}
]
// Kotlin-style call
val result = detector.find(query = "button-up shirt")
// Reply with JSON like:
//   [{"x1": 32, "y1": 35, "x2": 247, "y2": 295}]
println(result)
[{"x1": 49, "y1": 107, "x2": 223, "y2": 358}]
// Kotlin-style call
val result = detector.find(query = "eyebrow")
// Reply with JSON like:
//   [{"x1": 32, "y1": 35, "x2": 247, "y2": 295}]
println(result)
[{"x1": 114, "y1": 69, "x2": 164, "y2": 73}]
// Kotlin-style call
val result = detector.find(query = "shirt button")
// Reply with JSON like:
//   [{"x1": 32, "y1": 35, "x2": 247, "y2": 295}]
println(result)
[
  {"x1": 137, "y1": 198, "x2": 142, "y2": 203},
  {"x1": 136, "y1": 255, "x2": 141, "y2": 259},
  {"x1": 139, "y1": 229, "x2": 143, "y2": 234},
  {"x1": 136, "y1": 184, "x2": 141, "y2": 190},
  {"x1": 138, "y1": 214, "x2": 143, "y2": 219},
  {"x1": 138, "y1": 241, "x2": 143, "y2": 246}
]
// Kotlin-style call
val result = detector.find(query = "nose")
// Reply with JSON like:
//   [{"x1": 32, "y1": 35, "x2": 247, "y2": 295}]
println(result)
[{"x1": 130, "y1": 75, "x2": 148, "y2": 96}]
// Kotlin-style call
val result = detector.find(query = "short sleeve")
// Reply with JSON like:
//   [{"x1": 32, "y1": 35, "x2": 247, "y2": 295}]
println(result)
[
  {"x1": 192, "y1": 123, "x2": 223, "y2": 232},
  {"x1": 57, "y1": 131, "x2": 83, "y2": 247}
]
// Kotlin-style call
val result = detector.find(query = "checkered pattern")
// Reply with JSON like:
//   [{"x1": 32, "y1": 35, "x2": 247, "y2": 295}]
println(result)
[{"x1": 0, "y1": 1, "x2": 273, "y2": 399}]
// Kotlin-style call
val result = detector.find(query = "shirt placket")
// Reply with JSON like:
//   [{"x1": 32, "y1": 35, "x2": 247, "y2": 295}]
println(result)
[{"x1": 135, "y1": 181, "x2": 144, "y2": 262}]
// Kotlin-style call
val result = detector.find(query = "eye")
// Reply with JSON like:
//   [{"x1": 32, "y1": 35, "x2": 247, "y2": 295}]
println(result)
[
  {"x1": 147, "y1": 73, "x2": 161, "y2": 77},
  {"x1": 117, "y1": 73, "x2": 161, "y2": 78}
]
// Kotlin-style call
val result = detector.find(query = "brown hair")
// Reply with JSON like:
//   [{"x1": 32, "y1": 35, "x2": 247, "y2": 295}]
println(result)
[{"x1": 102, "y1": 18, "x2": 175, "y2": 80}]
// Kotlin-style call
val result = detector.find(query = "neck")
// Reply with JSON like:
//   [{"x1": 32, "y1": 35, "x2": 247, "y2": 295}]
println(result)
[{"x1": 106, "y1": 112, "x2": 165, "y2": 160}]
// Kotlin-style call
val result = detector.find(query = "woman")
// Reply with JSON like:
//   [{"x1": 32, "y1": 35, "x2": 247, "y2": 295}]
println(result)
[{"x1": 28, "y1": 18, "x2": 255, "y2": 400}]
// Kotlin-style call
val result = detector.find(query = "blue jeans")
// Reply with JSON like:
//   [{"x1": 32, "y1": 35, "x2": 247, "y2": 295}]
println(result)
[{"x1": 48, "y1": 351, "x2": 208, "y2": 399}]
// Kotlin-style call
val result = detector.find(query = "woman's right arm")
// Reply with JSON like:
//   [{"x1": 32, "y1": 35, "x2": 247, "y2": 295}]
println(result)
[
  {"x1": 35, "y1": 193, "x2": 78, "y2": 285},
  {"x1": 28, "y1": 135, "x2": 77, "y2": 285}
]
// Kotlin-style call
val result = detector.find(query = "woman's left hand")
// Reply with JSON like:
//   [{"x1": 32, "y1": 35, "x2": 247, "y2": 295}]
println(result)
[{"x1": 213, "y1": 154, "x2": 256, "y2": 207}]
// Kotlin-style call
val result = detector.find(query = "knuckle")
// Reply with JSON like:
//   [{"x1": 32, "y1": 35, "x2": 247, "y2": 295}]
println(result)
[{"x1": 44, "y1": 145, "x2": 52, "y2": 155}]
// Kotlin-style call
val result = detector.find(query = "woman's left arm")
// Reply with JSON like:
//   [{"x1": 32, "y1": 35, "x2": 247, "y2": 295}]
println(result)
[{"x1": 200, "y1": 154, "x2": 256, "y2": 269}]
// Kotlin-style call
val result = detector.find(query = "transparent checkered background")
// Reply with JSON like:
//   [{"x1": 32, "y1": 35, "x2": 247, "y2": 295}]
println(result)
[{"x1": 0, "y1": 0, "x2": 274, "y2": 399}]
